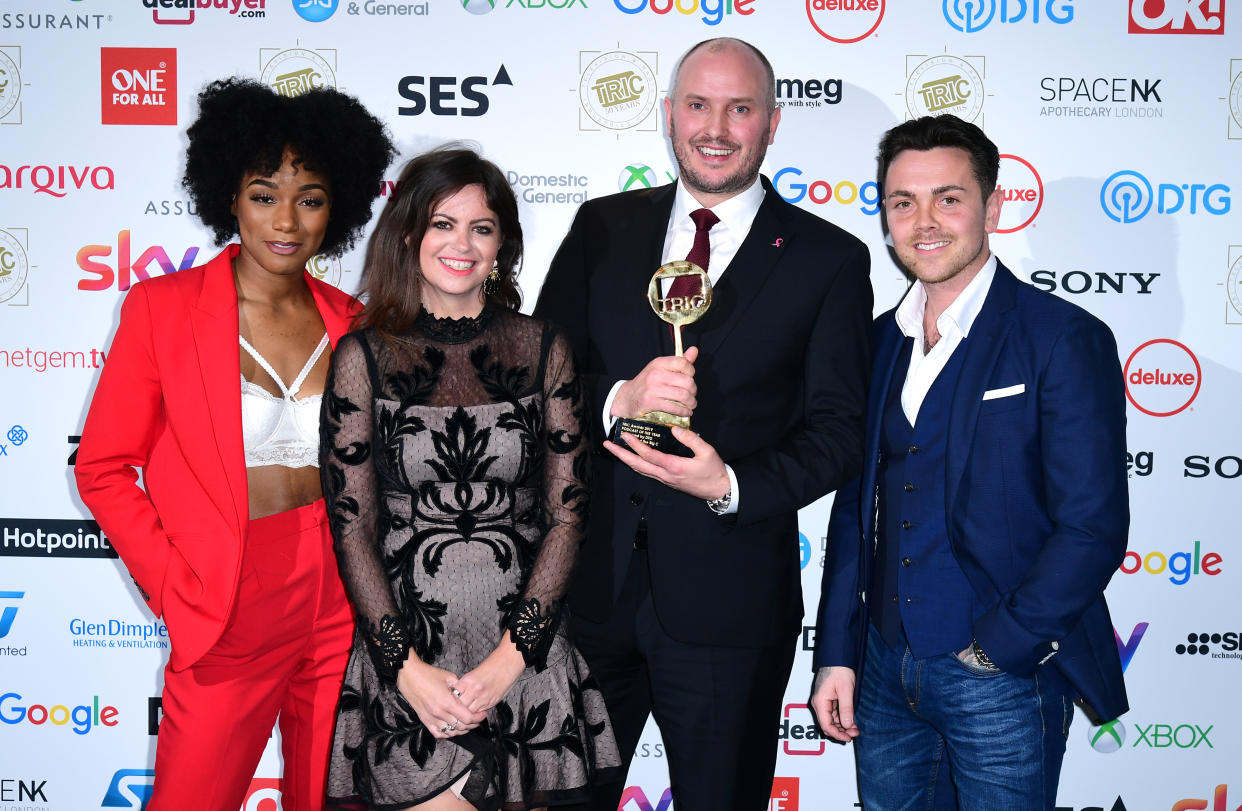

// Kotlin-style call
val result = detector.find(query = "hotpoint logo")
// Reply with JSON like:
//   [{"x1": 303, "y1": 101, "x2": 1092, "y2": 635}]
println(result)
[
  {"x1": 614, "y1": 0, "x2": 754, "y2": 27},
  {"x1": 1123, "y1": 339, "x2": 1201, "y2": 417},
  {"x1": 1099, "y1": 170, "x2": 1230, "y2": 223},
  {"x1": 292, "y1": 0, "x2": 337, "y2": 21},
  {"x1": 1087, "y1": 719, "x2": 1125, "y2": 753},
  {"x1": 905, "y1": 53, "x2": 984, "y2": 122},
  {"x1": 101, "y1": 769, "x2": 153, "y2": 809},
  {"x1": 943, "y1": 0, "x2": 1073, "y2": 32},
  {"x1": 0, "y1": 519, "x2": 117, "y2": 559},
  {"x1": 577, "y1": 49, "x2": 659, "y2": 134},
  {"x1": 806, "y1": 0, "x2": 884, "y2": 43},
  {"x1": 1129, "y1": 0, "x2": 1223, "y2": 34},
  {"x1": 772, "y1": 167, "x2": 882, "y2": 215}
]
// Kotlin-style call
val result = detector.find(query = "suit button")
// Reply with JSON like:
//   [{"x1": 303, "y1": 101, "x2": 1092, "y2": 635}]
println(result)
[
  {"x1": 629, "y1": 493, "x2": 643, "y2": 506},
  {"x1": 908, "y1": 444, "x2": 920, "y2": 454},
  {"x1": 901, "y1": 520, "x2": 912, "y2": 530},
  {"x1": 901, "y1": 557, "x2": 912, "y2": 567},
  {"x1": 904, "y1": 482, "x2": 915, "y2": 492},
  {"x1": 891, "y1": 594, "x2": 898, "y2": 603}
]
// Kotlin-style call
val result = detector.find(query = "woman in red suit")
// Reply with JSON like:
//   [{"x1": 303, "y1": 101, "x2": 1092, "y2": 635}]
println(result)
[{"x1": 74, "y1": 78, "x2": 394, "y2": 811}]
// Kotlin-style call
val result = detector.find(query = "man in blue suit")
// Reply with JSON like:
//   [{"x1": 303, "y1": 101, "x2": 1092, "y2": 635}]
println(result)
[{"x1": 812, "y1": 114, "x2": 1129, "y2": 810}]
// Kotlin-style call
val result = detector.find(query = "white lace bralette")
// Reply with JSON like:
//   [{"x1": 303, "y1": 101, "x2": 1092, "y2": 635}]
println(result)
[{"x1": 239, "y1": 333, "x2": 329, "y2": 469}]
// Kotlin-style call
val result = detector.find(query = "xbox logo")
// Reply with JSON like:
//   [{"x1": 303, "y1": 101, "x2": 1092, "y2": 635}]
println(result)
[
  {"x1": 462, "y1": 0, "x2": 495, "y2": 13},
  {"x1": 1088, "y1": 719, "x2": 1126, "y2": 753},
  {"x1": 619, "y1": 163, "x2": 657, "y2": 192}
]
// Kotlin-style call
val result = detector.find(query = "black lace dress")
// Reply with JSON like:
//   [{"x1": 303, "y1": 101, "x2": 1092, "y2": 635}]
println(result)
[{"x1": 320, "y1": 307, "x2": 620, "y2": 810}]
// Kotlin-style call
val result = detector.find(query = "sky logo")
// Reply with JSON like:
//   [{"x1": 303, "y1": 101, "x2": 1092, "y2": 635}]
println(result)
[
  {"x1": 101, "y1": 769, "x2": 155, "y2": 809},
  {"x1": 0, "y1": 591, "x2": 22, "y2": 638}
]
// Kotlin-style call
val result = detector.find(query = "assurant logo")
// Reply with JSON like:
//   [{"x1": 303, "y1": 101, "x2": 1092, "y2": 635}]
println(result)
[
  {"x1": 905, "y1": 53, "x2": 985, "y2": 123},
  {"x1": 577, "y1": 49, "x2": 658, "y2": 134}
]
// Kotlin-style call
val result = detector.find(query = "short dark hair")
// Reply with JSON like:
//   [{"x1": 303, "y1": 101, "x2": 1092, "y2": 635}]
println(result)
[
  {"x1": 357, "y1": 146, "x2": 523, "y2": 338},
  {"x1": 877, "y1": 114, "x2": 999, "y2": 203},
  {"x1": 183, "y1": 77, "x2": 395, "y2": 256},
  {"x1": 671, "y1": 37, "x2": 776, "y2": 112}
]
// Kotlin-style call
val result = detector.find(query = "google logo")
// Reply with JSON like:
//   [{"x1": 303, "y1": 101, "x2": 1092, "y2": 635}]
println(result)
[
  {"x1": 1119, "y1": 542, "x2": 1221, "y2": 586},
  {"x1": 0, "y1": 692, "x2": 118, "y2": 735},
  {"x1": 612, "y1": 0, "x2": 754, "y2": 27},
  {"x1": 773, "y1": 167, "x2": 882, "y2": 215}
]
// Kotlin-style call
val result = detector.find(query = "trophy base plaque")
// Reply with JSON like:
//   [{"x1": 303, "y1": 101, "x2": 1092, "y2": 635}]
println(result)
[{"x1": 608, "y1": 418, "x2": 693, "y2": 458}]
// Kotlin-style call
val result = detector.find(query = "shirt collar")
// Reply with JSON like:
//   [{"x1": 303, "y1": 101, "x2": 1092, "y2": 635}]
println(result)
[
  {"x1": 670, "y1": 176, "x2": 765, "y2": 235},
  {"x1": 894, "y1": 254, "x2": 998, "y2": 340}
]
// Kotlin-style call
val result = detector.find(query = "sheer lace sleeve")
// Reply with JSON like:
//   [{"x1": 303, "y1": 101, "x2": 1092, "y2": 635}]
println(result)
[
  {"x1": 321, "y1": 332, "x2": 410, "y2": 683},
  {"x1": 506, "y1": 327, "x2": 589, "y2": 669}
]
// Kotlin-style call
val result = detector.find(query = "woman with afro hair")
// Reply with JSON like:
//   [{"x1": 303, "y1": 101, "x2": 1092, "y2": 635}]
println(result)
[{"x1": 75, "y1": 77, "x2": 394, "y2": 811}]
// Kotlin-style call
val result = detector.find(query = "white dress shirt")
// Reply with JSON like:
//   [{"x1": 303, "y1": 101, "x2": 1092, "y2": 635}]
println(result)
[
  {"x1": 603, "y1": 178, "x2": 766, "y2": 514},
  {"x1": 893, "y1": 255, "x2": 998, "y2": 425}
]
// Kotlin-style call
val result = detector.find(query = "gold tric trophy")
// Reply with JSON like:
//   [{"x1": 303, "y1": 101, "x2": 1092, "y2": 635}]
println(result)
[{"x1": 608, "y1": 260, "x2": 712, "y2": 458}]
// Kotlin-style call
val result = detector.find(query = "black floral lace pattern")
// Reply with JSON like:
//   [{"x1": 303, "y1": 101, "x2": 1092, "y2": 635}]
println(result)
[{"x1": 320, "y1": 308, "x2": 619, "y2": 811}]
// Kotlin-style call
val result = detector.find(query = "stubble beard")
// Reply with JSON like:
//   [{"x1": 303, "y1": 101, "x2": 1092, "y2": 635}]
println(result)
[{"x1": 670, "y1": 120, "x2": 769, "y2": 199}]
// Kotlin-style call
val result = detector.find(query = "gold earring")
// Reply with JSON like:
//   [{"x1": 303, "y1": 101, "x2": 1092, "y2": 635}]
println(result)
[{"x1": 484, "y1": 261, "x2": 500, "y2": 297}]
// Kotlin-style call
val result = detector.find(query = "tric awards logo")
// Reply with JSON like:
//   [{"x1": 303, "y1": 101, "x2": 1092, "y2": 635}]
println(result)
[
  {"x1": 905, "y1": 53, "x2": 985, "y2": 123},
  {"x1": 260, "y1": 45, "x2": 337, "y2": 96},
  {"x1": 577, "y1": 49, "x2": 658, "y2": 133}
]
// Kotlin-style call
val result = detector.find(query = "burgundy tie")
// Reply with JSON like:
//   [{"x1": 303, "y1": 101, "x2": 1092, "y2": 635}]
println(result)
[{"x1": 669, "y1": 207, "x2": 719, "y2": 300}]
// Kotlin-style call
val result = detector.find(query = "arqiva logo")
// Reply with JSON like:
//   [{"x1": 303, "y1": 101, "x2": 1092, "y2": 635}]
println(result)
[
  {"x1": 995, "y1": 154, "x2": 1043, "y2": 233},
  {"x1": 806, "y1": 0, "x2": 884, "y2": 42},
  {"x1": 1123, "y1": 339, "x2": 1201, "y2": 417}
]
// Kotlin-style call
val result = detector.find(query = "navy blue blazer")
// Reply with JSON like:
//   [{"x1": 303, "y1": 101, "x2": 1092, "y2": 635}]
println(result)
[{"x1": 815, "y1": 260, "x2": 1130, "y2": 723}]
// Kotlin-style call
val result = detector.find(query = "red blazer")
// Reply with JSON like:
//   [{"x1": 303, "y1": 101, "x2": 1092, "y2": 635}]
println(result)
[{"x1": 75, "y1": 244, "x2": 359, "y2": 672}]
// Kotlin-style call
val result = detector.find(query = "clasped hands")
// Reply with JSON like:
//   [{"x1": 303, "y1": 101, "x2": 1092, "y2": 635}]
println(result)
[
  {"x1": 396, "y1": 636, "x2": 526, "y2": 739},
  {"x1": 604, "y1": 346, "x2": 730, "y2": 502}
]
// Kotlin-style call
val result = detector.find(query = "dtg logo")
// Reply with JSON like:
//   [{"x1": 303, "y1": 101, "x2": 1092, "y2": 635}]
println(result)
[
  {"x1": 799, "y1": 533, "x2": 811, "y2": 570},
  {"x1": 293, "y1": 0, "x2": 338, "y2": 21},
  {"x1": 619, "y1": 786, "x2": 672, "y2": 811},
  {"x1": 1115, "y1": 622, "x2": 1149, "y2": 672},
  {"x1": 943, "y1": 0, "x2": 1073, "y2": 32},
  {"x1": 1088, "y1": 719, "x2": 1126, "y2": 753},
  {"x1": 1099, "y1": 170, "x2": 1230, "y2": 223},
  {"x1": 0, "y1": 591, "x2": 22, "y2": 638},
  {"x1": 101, "y1": 769, "x2": 154, "y2": 809}
]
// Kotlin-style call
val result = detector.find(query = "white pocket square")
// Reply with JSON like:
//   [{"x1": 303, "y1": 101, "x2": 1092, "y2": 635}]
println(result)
[{"x1": 982, "y1": 384, "x2": 1025, "y2": 401}]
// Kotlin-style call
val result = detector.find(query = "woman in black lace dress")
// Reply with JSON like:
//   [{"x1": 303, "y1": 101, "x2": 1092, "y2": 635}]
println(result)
[{"x1": 321, "y1": 147, "x2": 620, "y2": 811}]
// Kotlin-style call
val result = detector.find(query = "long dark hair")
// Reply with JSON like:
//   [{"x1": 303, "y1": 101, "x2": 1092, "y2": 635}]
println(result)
[{"x1": 357, "y1": 146, "x2": 523, "y2": 338}]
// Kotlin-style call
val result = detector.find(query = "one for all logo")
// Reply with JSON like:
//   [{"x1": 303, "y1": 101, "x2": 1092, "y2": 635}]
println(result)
[
  {"x1": 1123, "y1": 339, "x2": 1201, "y2": 417},
  {"x1": 261, "y1": 47, "x2": 337, "y2": 97},
  {"x1": 101, "y1": 48, "x2": 177, "y2": 126},
  {"x1": 806, "y1": 0, "x2": 883, "y2": 43},
  {"x1": 578, "y1": 50, "x2": 658, "y2": 133},
  {"x1": 905, "y1": 54, "x2": 984, "y2": 122}
]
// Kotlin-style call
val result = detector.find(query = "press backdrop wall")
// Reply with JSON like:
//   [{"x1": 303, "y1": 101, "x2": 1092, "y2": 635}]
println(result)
[{"x1": 1, "y1": 1, "x2": 1239, "y2": 809}]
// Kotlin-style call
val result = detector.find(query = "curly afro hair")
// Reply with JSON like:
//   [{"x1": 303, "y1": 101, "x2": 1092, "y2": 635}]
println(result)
[{"x1": 182, "y1": 77, "x2": 395, "y2": 256}]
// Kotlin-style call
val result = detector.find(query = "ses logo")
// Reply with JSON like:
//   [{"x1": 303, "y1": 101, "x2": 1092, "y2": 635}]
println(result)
[
  {"x1": 1174, "y1": 631, "x2": 1242, "y2": 658},
  {"x1": 578, "y1": 50, "x2": 658, "y2": 134},
  {"x1": 905, "y1": 53, "x2": 984, "y2": 122},
  {"x1": 780, "y1": 704, "x2": 824, "y2": 755},
  {"x1": 77, "y1": 230, "x2": 201, "y2": 292},
  {"x1": 398, "y1": 65, "x2": 513, "y2": 117},
  {"x1": 806, "y1": 0, "x2": 884, "y2": 43},
  {"x1": 773, "y1": 168, "x2": 881, "y2": 215},
  {"x1": 292, "y1": 0, "x2": 338, "y2": 21},
  {"x1": 1120, "y1": 542, "x2": 1221, "y2": 586},
  {"x1": 101, "y1": 769, "x2": 153, "y2": 809},
  {"x1": 614, "y1": 0, "x2": 754, "y2": 27},
  {"x1": 1123, "y1": 339, "x2": 1200, "y2": 417},
  {"x1": 101, "y1": 48, "x2": 176, "y2": 126},
  {"x1": 262, "y1": 47, "x2": 336, "y2": 96},
  {"x1": 143, "y1": 0, "x2": 267, "y2": 25},
  {"x1": 1129, "y1": 0, "x2": 1223, "y2": 34},
  {"x1": 1099, "y1": 170, "x2": 1230, "y2": 223},
  {"x1": 0, "y1": 693, "x2": 118, "y2": 735},
  {"x1": 943, "y1": 0, "x2": 1073, "y2": 32}
]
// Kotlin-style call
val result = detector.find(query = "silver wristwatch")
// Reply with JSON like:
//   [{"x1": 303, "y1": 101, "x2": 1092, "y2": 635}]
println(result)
[{"x1": 706, "y1": 491, "x2": 731, "y2": 514}]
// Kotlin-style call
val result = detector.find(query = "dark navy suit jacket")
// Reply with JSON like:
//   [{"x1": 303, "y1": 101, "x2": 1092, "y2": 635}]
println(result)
[{"x1": 815, "y1": 260, "x2": 1130, "y2": 723}]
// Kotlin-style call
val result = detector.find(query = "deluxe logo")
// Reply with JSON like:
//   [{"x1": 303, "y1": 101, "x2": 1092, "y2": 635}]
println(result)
[
  {"x1": 70, "y1": 618, "x2": 170, "y2": 650},
  {"x1": 776, "y1": 76, "x2": 843, "y2": 108},
  {"x1": 1185, "y1": 454, "x2": 1242, "y2": 479},
  {"x1": 1128, "y1": 0, "x2": 1223, "y2": 34},
  {"x1": 577, "y1": 50, "x2": 658, "y2": 133},
  {"x1": 0, "y1": 164, "x2": 115, "y2": 197},
  {"x1": 943, "y1": 0, "x2": 1073, "y2": 32},
  {"x1": 1030, "y1": 270, "x2": 1159, "y2": 296},
  {"x1": 242, "y1": 779, "x2": 283, "y2": 810},
  {"x1": 1099, "y1": 170, "x2": 1230, "y2": 223},
  {"x1": 347, "y1": 1, "x2": 428, "y2": 15},
  {"x1": 0, "y1": 47, "x2": 22, "y2": 124},
  {"x1": 262, "y1": 47, "x2": 336, "y2": 96},
  {"x1": 994, "y1": 154, "x2": 1043, "y2": 233},
  {"x1": 143, "y1": 0, "x2": 267, "y2": 25},
  {"x1": 772, "y1": 167, "x2": 882, "y2": 215},
  {"x1": 0, "y1": 519, "x2": 117, "y2": 559},
  {"x1": 618, "y1": 786, "x2": 672, "y2": 811},
  {"x1": 806, "y1": 0, "x2": 884, "y2": 43},
  {"x1": 0, "y1": 591, "x2": 21, "y2": 638},
  {"x1": 1175, "y1": 631, "x2": 1242, "y2": 658},
  {"x1": 905, "y1": 54, "x2": 984, "y2": 122},
  {"x1": 1115, "y1": 622, "x2": 1149, "y2": 672},
  {"x1": 0, "y1": 693, "x2": 118, "y2": 735},
  {"x1": 1123, "y1": 339, "x2": 1201, "y2": 417},
  {"x1": 770, "y1": 777, "x2": 799, "y2": 811},
  {"x1": 101, "y1": 48, "x2": 176, "y2": 126},
  {"x1": 780, "y1": 704, "x2": 824, "y2": 755},
  {"x1": 76, "y1": 229, "x2": 201, "y2": 291},
  {"x1": 1039, "y1": 77, "x2": 1163, "y2": 120},
  {"x1": 100, "y1": 769, "x2": 153, "y2": 809},
  {"x1": 0, "y1": 227, "x2": 30, "y2": 305},
  {"x1": 1127, "y1": 450, "x2": 1155, "y2": 477},
  {"x1": 0, "y1": 779, "x2": 48, "y2": 804},
  {"x1": 506, "y1": 170, "x2": 588, "y2": 204},
  {"x1": 1176, "y1": 785, "x2": 1241, "y2": 810},
  {"x1": 398, "y1": 65, "x2": 513, "y2": 117},
  {"x1": 1121, "y1": 542, "x2": 1221, "y2": 585},
  {"x1": 1131, "y1": 722, "x2": 1213, "y2": 748},
  {"x1": 1055, "y1": 798, "x2": 1129, "y2": 811},
  {"x1": 293, "y1": 0, "x2": 337, "y2": 21},
  {"x1": 614, "y1": 0, "x2": 753, "y2": 27},
  {"x1": 1087, "y1": 719, "x2": 1126, "y2": 753}
]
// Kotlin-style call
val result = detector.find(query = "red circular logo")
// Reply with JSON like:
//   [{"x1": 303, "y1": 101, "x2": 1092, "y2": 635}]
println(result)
[
  {"x1": 995, "y1": 154, "x2": 1044, "y2": 234},
  {"x1": 1123, "y1": 339, "x2": 1201, "y2": 417},
  {"x1": 806, "y1": 0, "x2": 884, "y2": 44}
]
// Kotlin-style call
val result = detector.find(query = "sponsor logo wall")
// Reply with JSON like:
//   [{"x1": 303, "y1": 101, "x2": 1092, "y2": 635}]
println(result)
[{"x1": 0, "y1": 3, "x2": 1236, "y2": 809}]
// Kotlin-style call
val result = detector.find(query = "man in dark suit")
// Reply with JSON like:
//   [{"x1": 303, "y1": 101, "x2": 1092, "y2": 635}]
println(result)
[
  {"x1": 812, "y1": 114, "x2": 1129, "y2": 810},
  {"x1": 535, "y1": 37, "x2": 872, "y2": 811}
]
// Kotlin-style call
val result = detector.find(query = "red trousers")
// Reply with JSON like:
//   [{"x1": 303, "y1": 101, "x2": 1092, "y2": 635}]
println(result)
[{"x1": 149, "y1": 499, "x2": 353, "y2": 811}]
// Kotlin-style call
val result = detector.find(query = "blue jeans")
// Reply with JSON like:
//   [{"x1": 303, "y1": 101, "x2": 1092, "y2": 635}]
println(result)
[{"x1": 855, "y1": 623, "x2": 1073, "y2": 810}]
